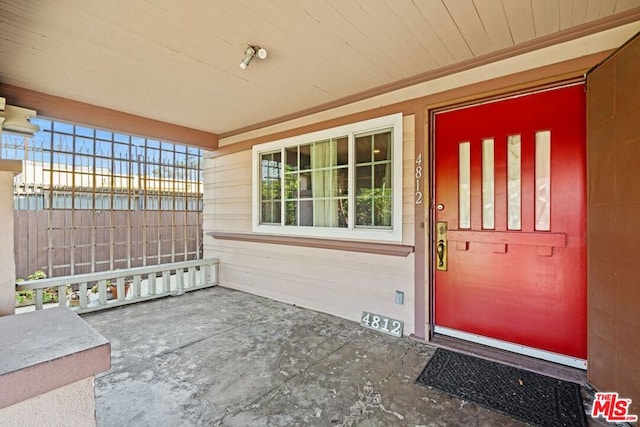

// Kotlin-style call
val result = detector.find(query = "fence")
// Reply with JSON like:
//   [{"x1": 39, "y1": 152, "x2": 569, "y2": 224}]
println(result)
[
  {"x1": 3, "y1": 117, "x2": 204, "y2": 279},
  {"x1": 14, "y1": 210, "x2": 202, "y2": 279}
]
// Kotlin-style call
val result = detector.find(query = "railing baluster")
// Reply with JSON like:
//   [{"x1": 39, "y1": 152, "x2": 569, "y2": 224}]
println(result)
[
  {"x1": 58, "y1": 285, "x2": 67, "y2": 308},
  {"x1": 133, "y1": 275, "x2": 141, "y2": 298},
  {"x1": 203, "y1": 264, "x2": 212, "y2": 286},
  {"x1": 176, "y1": 268, "x2": 184, "y2": 295},
  {"x1": 35, "y1": 288, "x2": 43, "y2": 310},
  {"x1": 148, "y1": 274, "x2": 156, "y2": 295},
  {"x1": 162, "y1": 270, "x2": 170, "y2": 293},
  {"x1": 79, "y1": 282, "x2": 88, "y2": 309},
  {"x1": 98, "y1": 280, "x2": 108, "y2": 305},
  {"x1": 188, "y1": 266, "x2": 196, "y2": 289},
  {"x1": 117, "y1": 277, "x2": 126, "y2": 302}
]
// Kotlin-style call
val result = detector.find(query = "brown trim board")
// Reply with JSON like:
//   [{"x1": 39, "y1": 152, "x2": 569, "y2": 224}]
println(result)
[
  {"x1": 211, "y1": 51, "x2": 611, "y2": 159},
  {"x1": 413, "y1": 108, "x2": 427, "y2": 339},
  {"x1": 0, "y1": 83, "x2": 219, "y2": 150},
  {"x1": 220, "y1": 8, "x2": 640, "y2": 139},
  {"x1": 209, "y1": 232, "x2": 414, "y2": 257}
]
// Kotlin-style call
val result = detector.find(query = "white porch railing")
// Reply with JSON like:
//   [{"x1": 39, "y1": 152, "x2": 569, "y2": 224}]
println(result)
[{"x1": 15, "y1": 258, "x2": 219, "y2": 314}]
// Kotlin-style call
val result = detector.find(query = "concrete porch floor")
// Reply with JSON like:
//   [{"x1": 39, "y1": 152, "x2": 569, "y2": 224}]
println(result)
[{"x1": 84, "y1": 287, "x2": 596, "y2": 427}]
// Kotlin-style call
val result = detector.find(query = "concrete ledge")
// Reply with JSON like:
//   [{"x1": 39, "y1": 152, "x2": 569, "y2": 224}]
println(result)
[
  {"x1": 0, "y1": 308, "x2": 111, "y2": 409},
  {"x1": 0, "y1": 159, "x2": 22, "y2": 175}
]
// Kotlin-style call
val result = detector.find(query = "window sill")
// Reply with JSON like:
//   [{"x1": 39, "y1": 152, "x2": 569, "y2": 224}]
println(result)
[{"x1": 208, "y1": 231, "x2": 414, "y2": 257}]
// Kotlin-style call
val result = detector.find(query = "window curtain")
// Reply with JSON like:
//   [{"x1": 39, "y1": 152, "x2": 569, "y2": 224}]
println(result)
[{"x1": 312, "y1": 139, "x2": 338, "y2": 227}]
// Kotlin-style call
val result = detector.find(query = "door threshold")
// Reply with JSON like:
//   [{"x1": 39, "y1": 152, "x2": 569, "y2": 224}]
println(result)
[{"x1": 429, "y1": 334, "x2": 588, "y2": 385}]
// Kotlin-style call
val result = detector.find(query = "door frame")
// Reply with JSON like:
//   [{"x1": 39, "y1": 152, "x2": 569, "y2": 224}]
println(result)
[{"x1": 425, "y1": 79, "x2": 588, "y2": 369}]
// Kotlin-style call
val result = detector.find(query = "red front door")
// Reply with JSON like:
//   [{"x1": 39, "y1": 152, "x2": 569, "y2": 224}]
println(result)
[{"x1": 433, "y1": 84, "x2": 587, "y2": 365}]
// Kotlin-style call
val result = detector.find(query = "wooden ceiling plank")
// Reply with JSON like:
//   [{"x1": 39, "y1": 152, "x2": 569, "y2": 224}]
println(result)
[
  {"x1": 319, "y1": 0, "x2": 417, "y2": 80},
  {"x1": 532, "y1": 0, "x2": 561, "y2": 36},
  {"x1": 571, "y1": 0, "x2": 589, "y2": 26},
  {"x1": 473, "y1": 0, "x2": 514, "y2": 49},
  {"x1": 443, "y1": 0, "x2": 493, "y2": 56},
  {"x1": 615, "y1": 0, "x2": 640, "y2": 12},
  {"x1": 558, "y1": 0, "x2": 575, "y2": 30},
  {"x1": 379, "y1": 0, "x2": 439, "y2": 71},
  {"x1": 261, "y1": 0, "x2": 391, "y2": 85},
  {"x1": 384, "y1": 0, "x2": 455, "y2": 67},
  {"x1": 586, "y1": 0, "x2": 616, "y2": 21},
  {"x1": 412, "y1": 0, "x2": 475, "y2": 62},
  {"x1": 363, "y1": 0, "x2": 437, "y2": 73},
  {"x1": 502, "y1": 0, "x2": 537, "y2": 44}
]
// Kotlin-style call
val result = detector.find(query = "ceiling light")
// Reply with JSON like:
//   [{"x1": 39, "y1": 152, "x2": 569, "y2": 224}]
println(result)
[{"x1": 239, "y1": 44, "x2": 267, "y2": 70}]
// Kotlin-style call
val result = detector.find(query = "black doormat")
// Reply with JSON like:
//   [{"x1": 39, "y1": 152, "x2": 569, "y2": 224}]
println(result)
[{"x1": 416, "y1": 348, "x2": 586, "y2": 427}]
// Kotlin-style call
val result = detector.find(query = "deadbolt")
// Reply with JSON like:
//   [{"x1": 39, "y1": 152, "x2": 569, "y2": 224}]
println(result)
[{"x1": 436, "y1": 204, "x2": 445, "y2": 211}]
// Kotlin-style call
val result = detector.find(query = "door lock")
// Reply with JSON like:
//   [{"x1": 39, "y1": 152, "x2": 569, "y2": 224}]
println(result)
[{"x1": 436, "y1": 221, "x2": 448, "y2": 271}]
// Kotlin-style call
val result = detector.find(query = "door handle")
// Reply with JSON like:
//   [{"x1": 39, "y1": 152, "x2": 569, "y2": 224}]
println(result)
[
  {"x1": 436, "y1": 221, "x2": 448, "y2": 271},
  {"x1": 437, "y1": 240, "x2": 446, "y2": 267}
]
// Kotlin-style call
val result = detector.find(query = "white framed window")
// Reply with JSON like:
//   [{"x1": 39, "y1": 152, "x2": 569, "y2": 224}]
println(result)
[{"x1": 252, "y1": 113, "x2": 403, "y2": 242}]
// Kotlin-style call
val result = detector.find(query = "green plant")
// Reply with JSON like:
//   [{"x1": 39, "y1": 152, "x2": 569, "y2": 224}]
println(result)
[
  {"x1": 15, "y1": 289, "x2": 35, "y2": 305},
  {"x1": 15, "y1": 269, "x2": 53, "y2": 306},
  {"x1": 26, "y1": 270, "x2": 47, "y2": 281}
]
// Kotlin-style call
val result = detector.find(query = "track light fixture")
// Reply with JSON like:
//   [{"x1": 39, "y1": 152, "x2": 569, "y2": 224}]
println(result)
[{"x1": 239, "y1": 44, "x2": 267, "y2": 70}]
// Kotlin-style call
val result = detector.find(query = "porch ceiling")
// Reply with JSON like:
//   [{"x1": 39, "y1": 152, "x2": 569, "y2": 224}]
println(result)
[{"x1": 1, "y1": 1, "x2": 639, "y2": 136}]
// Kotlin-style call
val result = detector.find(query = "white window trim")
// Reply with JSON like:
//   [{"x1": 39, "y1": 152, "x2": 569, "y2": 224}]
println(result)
[{"x1": 252, "y1": 113, "x2": 403, "y2": 243}]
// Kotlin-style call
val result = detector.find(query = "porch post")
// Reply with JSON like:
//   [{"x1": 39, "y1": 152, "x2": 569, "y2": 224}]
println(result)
[
  {"x1": 0, "y1": 97, "x2": 37, "y2": 316},
  {"x1": 0, "y1": 160, "x2": 22, "y2": 317}
]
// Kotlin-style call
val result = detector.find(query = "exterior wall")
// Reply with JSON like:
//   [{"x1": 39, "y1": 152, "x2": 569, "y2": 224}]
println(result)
[
  {"x1": 204, "y1": 116, "x2": 416, "y2": 333},
  {"x1": 203, "y1": 23, "x2": 640, "y2": 339},
  {"x1": 0, "y1": 377, "x2": 97, "y2": 427}
]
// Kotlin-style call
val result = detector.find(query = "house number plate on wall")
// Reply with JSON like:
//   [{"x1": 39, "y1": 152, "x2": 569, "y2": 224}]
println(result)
[{"x1": 360, "y1": 312, "x2": 404, "y2": 337}]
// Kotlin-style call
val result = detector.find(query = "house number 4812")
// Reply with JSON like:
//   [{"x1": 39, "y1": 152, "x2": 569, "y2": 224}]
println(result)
[{"x1": 415, "y1": 153, "x2": 423, "y2": 204}]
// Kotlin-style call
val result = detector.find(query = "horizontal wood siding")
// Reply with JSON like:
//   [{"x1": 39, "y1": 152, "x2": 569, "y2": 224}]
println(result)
[{"x1": 203, "y1": 116, "x2": 416, "y2": 334}]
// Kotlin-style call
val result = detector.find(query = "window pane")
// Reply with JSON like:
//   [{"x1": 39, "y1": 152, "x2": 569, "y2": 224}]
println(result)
[
  {"x1": 285, "y1": 201, "x2": 297, "y2": 226},
  {"x1": 356, "y1": 135, "x2": 371, "y2": 163},
  {"x1": 374, "y1": 193, "x2": 392, "y2": 227},
  {"x1": 373, "y1": 131, "x2": 391, "y2": 161},
  {"x1": 299, "y1": 144, "x2": 311, "y2": 170},
  {"x1": 356, "y1": 196, "x2": 372, "y2": 226},
  {"x1": 299, "y1": 200, "x2": 313, "y2": 226},
  {"x1": 535, "y1": 131, "x2": 551, "y2": 231},
  {"x1": 333, "y1": 167, "x2": 348, "y2": 197},
  {"x1": 374, "y1": 163, "x2": 391, "y2": 189},
  {"x1": 507, "y1": 135, "x2": 522, "y2": 230},
  {"x1": 338, "y1": 198, "x2": 348, "y2": 228},
  {"x1": 260, "y1": 152, "x2": 282, "y2": 224},
  {"x1": 355, "y1": 130, "x2": 393, "y2": 228},
  {"x1": 336, "y1": 137, "x2": 348, "y2": 166},
  {"x1": 356, "y1": 165, "x2": 371, "y2": 195},
  {"x1": 262, "y1": 202, "x2": 281, "y2": 224},
  {"x1": 299, "y1": 171, "x2": 312, "y2": 197},
  {"x1": 459, "y1": 142, "x2": 471, "y2": 229},
  {"x1": 286, "y1": 146, "x2": 298, "y2": 171},
  {"x1": 285, "y1": 172, "x2": 298, "y2": 199},
  {"x1": 482, "y1": 138, "x2": 495, "y2": 229}
]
